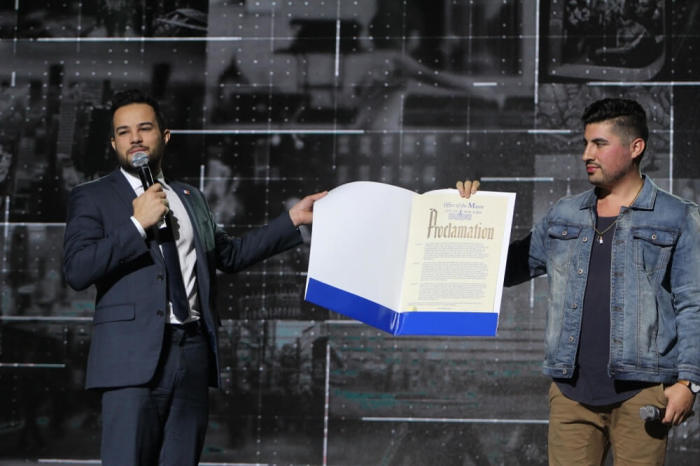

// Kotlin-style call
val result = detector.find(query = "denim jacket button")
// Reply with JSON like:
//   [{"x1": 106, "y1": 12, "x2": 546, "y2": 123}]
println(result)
[
  {"x1": 568, "y1": 336, "x2": 575, "y2": 342},
  {"x1": 572, "y1": 303, "x2": 578, "y2": 309},
  {"x1": 651, "y1": 233, "x2": 657, "y2": 240},
  {"x1": 577, "y1": 268, "x2": 584, "y2": 275},
  {"x1": 582, "y1": 236, "x2": 588, "y2": 242},
  {"x1": 562, "y1": 369, "x2": 568, "y2": 375}
]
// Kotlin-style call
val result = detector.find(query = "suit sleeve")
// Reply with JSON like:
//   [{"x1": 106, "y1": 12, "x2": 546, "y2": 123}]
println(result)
[
  {"x1": 213, "y1": 212, "x2": 303, "y2": 274},
  {"x1": 62, "y1": 184, "x2": 150, "y2": 291}
]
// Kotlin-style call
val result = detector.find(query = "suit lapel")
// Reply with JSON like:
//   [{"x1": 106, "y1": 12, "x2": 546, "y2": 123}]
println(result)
[{"x1": 106, "y1": 169, "x2": 137, "y2": 207}]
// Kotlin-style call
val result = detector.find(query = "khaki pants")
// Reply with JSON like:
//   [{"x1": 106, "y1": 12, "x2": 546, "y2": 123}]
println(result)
[{"x1": 548, "y1": 382, "x2": 669, "y2": 465}]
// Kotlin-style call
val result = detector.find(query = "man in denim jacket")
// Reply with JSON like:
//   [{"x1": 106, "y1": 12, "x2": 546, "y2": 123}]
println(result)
[{"x1": 458, "y1": 98, "x2": 699, "y2": 465}]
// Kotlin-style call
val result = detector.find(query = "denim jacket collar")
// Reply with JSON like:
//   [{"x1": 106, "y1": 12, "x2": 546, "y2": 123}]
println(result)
[{"x1": 578, "y1": 175, "x2": 658, "y2": 212}]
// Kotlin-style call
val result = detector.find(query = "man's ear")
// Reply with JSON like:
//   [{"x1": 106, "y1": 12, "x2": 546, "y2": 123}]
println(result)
[
  {"x1": 163, "y1": 129, "x2": 171, "y2": 145},
  {"x1": 630, "y1": 137, "x2": 645, "y2": 161},
  {"x1": 110, "y1": 138, "x2": 116, "y2": 151}
]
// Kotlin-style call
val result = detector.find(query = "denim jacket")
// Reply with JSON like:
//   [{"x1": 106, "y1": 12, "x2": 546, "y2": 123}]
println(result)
[{"x1": 505, "y1": 176, "x2": 700, "y2": 385}]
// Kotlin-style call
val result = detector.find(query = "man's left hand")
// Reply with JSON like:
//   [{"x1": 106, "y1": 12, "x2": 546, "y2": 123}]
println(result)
[
  {"x1": 662, "y1": 382, "x2": 695, "y2": 425},
  {"x1": 289, "y1": 191, "x2": 328, "y2": 226}
]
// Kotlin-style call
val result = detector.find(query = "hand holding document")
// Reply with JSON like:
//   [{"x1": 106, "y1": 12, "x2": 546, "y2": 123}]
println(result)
[{"x1": 305, "y1": 181, "x2": 515, "y2": 336}]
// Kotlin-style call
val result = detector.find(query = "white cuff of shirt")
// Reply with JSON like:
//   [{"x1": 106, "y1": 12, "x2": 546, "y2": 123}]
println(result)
[{"x1": 130, "y1": 216, "x2": 147, "y2": 239}]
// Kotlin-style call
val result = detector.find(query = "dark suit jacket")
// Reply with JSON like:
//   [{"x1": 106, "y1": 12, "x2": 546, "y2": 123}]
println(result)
[{"x1": 63, "y1": 169, "x2": 301, "y2": 389}]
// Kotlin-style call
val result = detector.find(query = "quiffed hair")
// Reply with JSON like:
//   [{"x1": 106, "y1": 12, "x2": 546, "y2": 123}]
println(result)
[
  {"x1": 109, "y1": 89, "x2": 166, "y2": 134},
  {"x1": 581, "y1": 98, "x2": 648, "y2": 142},
  {"x1": 581, "y1": 98, "x2": 648, "y2": 161}
]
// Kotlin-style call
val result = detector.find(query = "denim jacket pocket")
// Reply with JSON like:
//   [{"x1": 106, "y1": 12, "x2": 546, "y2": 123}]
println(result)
[
  {"x1": 547, "y1": 224, "x2": 582, "y2": 273},
  {"x1": 632, "y1": 227, "x2": 677, "y2": 277}
]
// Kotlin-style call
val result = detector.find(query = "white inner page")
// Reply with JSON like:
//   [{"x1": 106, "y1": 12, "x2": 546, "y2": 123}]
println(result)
[{"x1": 306, "y1": 181, "x2": 415, "y2": 310}]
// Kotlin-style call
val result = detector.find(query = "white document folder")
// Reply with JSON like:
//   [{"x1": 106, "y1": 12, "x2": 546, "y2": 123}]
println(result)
[{"x1": 305, "y1": 181, "x2": 515, "y2": 336}]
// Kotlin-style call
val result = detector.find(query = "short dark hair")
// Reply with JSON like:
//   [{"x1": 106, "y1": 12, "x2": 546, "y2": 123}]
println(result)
[
  {"x1": 581, "y1": 98, "x2": 649, "y2": 148},
  {"x1": 109, "y1": 89, "x2": 166, "y2": 135}
]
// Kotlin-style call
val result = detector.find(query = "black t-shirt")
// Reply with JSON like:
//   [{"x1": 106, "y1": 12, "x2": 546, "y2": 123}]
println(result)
[{"x1": 555, "y1": 215, "x2": 649, "y2": 406}]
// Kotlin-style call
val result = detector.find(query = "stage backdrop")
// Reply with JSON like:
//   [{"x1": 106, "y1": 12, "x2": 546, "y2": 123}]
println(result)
[{"x1": 1, "y1": 1, "x2": 699, "y2": 465}]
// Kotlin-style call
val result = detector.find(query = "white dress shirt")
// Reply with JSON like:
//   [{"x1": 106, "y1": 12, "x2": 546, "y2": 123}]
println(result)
[{"x1": 121, "y1": 168, "x2": 200, "y2": 324}]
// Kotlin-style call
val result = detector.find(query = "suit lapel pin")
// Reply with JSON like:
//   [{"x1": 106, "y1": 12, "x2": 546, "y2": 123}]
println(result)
[{"x1": 183, "y1": 189, "x2": 191, "y2": 195}]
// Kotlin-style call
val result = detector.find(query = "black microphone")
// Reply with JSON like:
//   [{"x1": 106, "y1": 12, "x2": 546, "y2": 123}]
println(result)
[
  {"x1": 131, "y1": 151, "x2": 166, "y2": 229},
  {"x1": 639, "y1": 405, "x2": 664, "y2": 421},
  {"x1": 131, "y1": 151, "x2": 155, "y2": 190}
]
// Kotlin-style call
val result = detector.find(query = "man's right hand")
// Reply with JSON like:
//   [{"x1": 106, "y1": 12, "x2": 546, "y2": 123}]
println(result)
[
  {"x1": 133, "y1": 183, "x2": 168, "y2": 229},
  {"x1": 456, "y1": 179, "x2": 480, "y2": 199}
]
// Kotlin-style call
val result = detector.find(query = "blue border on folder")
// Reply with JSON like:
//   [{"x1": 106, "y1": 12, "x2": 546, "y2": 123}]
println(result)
[{"x1": 305, "y1": 278, "x2": 498, "y2": 336}]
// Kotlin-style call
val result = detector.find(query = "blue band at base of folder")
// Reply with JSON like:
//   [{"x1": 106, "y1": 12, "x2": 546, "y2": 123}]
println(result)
[{"x1": 305, "y1": 278, "x2": 498, "y2": 336}]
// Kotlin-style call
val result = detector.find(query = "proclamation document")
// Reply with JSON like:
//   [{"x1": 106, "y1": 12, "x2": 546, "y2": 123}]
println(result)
[
  {"x1": 305, "y1": 181, "x2": 515, "y2": 336},
  {"x1": 400, "y1": 192, "x2": 512, "y2": 314}
]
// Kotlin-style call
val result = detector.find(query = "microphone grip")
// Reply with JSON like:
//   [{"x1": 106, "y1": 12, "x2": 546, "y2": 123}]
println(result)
[
  {"x1": 136, "y1": 165, "x2": 155, "y2": 191},
  {"x1": 639, "y1": 405, "x2": 663, "y2": 421}
]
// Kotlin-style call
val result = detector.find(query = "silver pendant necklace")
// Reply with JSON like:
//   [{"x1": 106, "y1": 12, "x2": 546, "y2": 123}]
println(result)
[
  {"x1": 594, "y1": 183, "x2": 644, "y2": 245},
  {"x1": 594, "y1": 220, "x2": 617, "y2": 244}
]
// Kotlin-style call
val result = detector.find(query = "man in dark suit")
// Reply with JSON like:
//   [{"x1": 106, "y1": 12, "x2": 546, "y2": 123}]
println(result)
[{"x1": 62, "y1": 89, "x2": 326, "y2": 465}]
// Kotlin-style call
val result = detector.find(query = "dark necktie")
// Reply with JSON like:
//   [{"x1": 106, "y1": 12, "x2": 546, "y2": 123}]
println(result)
[{"x1": 157, "y1": 214, "x2": 190, "y2": 322}]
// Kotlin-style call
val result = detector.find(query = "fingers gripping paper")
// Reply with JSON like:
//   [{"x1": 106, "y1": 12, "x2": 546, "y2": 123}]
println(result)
[{"x1": 305, "y1": 181, "x2": 515, "y2": 336}]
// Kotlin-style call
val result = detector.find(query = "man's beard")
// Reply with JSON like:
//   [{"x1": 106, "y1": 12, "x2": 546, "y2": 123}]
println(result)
[{"x1": 119, "y1": 157, "x2": 138, "y2": 175}]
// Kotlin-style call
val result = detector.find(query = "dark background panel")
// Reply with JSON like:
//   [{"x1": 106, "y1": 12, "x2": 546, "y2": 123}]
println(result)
[
  {"x1": 14, "y1": 1, "x2": 209, "y2": 38},
  {"x1": 328, "y1": 420, "x2": 549, "y2": 466},
  {"x1": 673, "y1": 86, "x2": 700, "y2": 179},
  {"x1": 540, "y1": 0, "x2": 669, "y2": 82},
  {"x1": 1, "y1": 0, "x2": 699, "y2": 464},
  {"x1": 207, "y1": 320, "x2": 324, "y2": 463}
]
